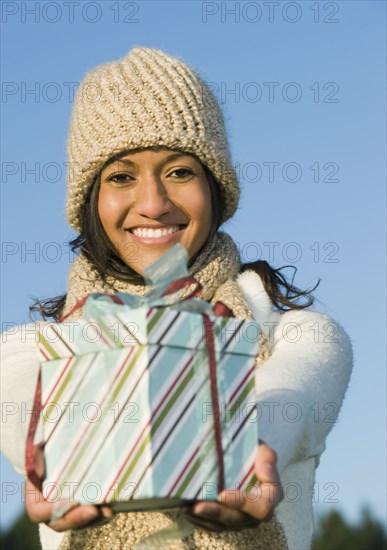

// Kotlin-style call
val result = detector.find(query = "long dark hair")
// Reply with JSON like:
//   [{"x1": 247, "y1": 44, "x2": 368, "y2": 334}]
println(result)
[{"x1": 30, "y1": 153, "x2": 318, "y2": 320}]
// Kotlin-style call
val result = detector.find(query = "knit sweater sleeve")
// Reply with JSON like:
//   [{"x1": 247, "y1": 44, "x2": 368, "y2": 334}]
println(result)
[
  {"x1": 237, "y1": 271, "x2": 353, "y2": 474},
  {"x1": 0, "y1": 323, "x2": 40, "y2": 475}
]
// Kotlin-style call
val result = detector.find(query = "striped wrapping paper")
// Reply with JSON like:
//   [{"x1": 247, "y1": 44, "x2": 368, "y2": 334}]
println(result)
[{"x1": 33, "y1": 302, "x2": 259, "y2": 510}]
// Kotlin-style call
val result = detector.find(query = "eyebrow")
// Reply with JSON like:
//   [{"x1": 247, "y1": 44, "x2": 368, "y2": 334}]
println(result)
[{"x1": 104, "y1": 152, "x2": 194, "y2": 170}]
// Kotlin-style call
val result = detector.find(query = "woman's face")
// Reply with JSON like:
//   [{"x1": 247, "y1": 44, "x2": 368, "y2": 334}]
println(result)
[{"x1": 98, "y1": 148, "x2": 213, "y2": 275}]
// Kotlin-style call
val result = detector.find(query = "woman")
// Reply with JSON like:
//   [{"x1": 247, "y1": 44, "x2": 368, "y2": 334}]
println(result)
[{"x1": 0, "y1": 47, "x2": 353, "y2": 549}]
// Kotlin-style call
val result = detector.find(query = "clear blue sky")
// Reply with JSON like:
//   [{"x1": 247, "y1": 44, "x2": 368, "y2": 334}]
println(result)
[{"x1": 1, "y1": 0, "x2": 386, "y2": 532}]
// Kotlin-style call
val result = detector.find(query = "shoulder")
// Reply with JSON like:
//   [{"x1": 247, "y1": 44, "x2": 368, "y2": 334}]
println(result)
[
  {"x1": 237, "y1": 267, "x2": 347, "y2": 326},
  {"x1": 237, "y1": 269, "x2": 353, "y2": 366}
]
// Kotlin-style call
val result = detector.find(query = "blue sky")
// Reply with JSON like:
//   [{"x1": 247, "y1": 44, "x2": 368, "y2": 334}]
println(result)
[{"x1": 1, "y1": 0, "x2": 386, "y2": 532}]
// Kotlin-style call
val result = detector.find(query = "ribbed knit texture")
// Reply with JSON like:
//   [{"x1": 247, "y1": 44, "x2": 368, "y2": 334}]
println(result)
[{"x1": 66, "y1": 47, "x2": 240, "y2": 232}]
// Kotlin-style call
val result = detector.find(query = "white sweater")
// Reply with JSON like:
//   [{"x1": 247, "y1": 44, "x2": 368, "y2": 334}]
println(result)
[{"x1": 0, "y1": 271, "x2": 353, "y2": 549}]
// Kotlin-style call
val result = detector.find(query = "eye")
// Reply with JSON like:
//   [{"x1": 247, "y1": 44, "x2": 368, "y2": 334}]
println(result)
[
  {"x1": 107, "y1": 172, "x2": 134, "y2": 184},
  {"x1": 169, "y1": 168, "x2": 194, "y2": 179}
]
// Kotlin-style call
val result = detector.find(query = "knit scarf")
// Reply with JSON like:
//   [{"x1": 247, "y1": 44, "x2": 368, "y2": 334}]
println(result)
[{"x1": 58, "y1": 232, "x2": 288, "y2": 550}]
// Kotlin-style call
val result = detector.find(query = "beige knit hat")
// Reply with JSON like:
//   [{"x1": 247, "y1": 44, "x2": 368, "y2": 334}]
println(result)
[{"x1": 66, "y1": 46, "x2": 240, "y2": 232}]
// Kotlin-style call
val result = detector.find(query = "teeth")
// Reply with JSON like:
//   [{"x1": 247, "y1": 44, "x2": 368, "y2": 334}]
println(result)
[{"x1": 132, "y1": 226, "x2": 181, "y2": 238}]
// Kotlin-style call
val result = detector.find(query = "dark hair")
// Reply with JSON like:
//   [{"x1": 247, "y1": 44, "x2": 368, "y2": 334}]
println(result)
[
  {"x1": 240, "y1": 261, "x2": 319, "y2": 312},
  {"x1": 30, "y1": 152, "x2": 318, "y2": 320}
]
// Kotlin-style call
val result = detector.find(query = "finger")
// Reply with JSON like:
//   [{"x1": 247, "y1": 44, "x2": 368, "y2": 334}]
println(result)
[
  {"x1": 216, "y1": 489, "x2": 245, "y2": 511},
  {"x1": 255, "y1": 443, "x2": 282, "y2": 485},
  {"x1": 48, "y1": 505, "x2": 114, "y2": 531},
  {"x1": 190, "y1": 501, "x2": 258, "y2": 530},
  {"x1": 255, "y1": 443, "x2": 283, "y2": 507},
  {"x1": 24, "y1": 478, "x2": 113, "y2": 532},
  {"x1": 242, "y1": 444, "x2": 284, "y2": 520},
  {"x1": 47, "y1": 505, "x2": 101, "y2": 532},
  {"x1": 25, "y1": 478, "x2": 53, "y2": 523}
]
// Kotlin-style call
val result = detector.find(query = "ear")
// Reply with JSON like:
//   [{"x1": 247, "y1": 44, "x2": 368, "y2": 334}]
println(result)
[{"x1": 236, "y1": 270, "x2": 273, "y2": 331}]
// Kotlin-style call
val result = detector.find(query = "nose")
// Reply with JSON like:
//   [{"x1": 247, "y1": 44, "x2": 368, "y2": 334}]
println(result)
[{"x1": 133, "y1": 174, "x2": 172, "y2": 219}]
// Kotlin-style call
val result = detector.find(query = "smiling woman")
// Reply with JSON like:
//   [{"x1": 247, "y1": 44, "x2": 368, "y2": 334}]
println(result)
[{"x1": 0, "y1": 46, "x2": 353, "y2": 550}]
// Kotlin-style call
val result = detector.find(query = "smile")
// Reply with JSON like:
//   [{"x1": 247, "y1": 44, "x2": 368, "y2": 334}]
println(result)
[{"x1": 129, "y1": 225, "x2": 185, "y2": 239}]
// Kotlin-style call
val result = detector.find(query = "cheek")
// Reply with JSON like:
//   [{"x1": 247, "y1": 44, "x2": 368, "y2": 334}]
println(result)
[
  {"x1": 192, "y1": 184, "x2": 213, "y2": 239},
  {"x1": 98, "y1": 189, "x2": 120, "y2": 231}
]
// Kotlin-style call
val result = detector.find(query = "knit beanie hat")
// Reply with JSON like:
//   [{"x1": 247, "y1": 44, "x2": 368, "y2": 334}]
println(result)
[{"x1": 66, "y1": 46, "x2": 240, "y2": 232}]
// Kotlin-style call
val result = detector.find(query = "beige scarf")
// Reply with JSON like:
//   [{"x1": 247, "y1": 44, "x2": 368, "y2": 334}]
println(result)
[{"x1": 59, "y1": 232, "x2": 288, "y2": 550}]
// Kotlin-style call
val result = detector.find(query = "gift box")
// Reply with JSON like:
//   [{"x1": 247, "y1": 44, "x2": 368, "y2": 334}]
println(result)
[{"x1": 27, "y1": 245, "x2": 259, "y2": 512}]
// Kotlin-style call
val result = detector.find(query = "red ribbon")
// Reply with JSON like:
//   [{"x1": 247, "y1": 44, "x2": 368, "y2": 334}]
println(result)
[
  {"x1": 161, "y1": 275, "x2": 202, "y2": 300},
  {"x1": 25, "y1": 371, "x2": 44, "y2": 491},
  {"x1": 213, "y1": 301, "x2": 234, "y2": 318}
]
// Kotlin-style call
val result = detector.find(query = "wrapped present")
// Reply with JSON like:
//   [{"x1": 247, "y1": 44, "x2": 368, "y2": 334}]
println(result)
[{"x1": 26, "y1": 245, "x2": 259, "y2": 512}]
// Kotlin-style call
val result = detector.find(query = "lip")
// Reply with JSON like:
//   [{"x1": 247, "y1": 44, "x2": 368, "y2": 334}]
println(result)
[
  {"x1": 127, "y1": 223, "x2": 186, "y2": 230},
  {"x1": 125, "y1": 224, "x2": 187, "y2": 245}
]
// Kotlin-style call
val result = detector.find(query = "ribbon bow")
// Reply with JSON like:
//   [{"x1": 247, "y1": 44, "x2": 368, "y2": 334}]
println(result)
[{"x1": 60, "y1": 244, "x2": 217, "y2": 321}]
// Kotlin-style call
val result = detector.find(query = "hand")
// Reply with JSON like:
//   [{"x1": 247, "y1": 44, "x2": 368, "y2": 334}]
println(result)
[
  {"x1": 24, "y1": 447, "x2": 114, "y2": 531},
  {"x1": 183, "y1": 441, "x2": 283, "y2": 532}
]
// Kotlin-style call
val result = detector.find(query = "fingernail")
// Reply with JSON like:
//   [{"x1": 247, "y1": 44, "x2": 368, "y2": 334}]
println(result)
[
  {"x1": 80, "y1": 508, "x2": 99, "y2": 522},
  {"x1": 101, "y1": 507, "x2": 114, "y2": 519}
]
